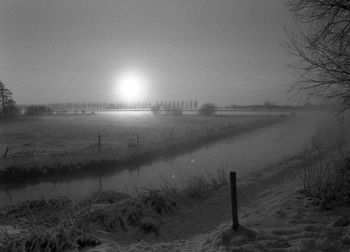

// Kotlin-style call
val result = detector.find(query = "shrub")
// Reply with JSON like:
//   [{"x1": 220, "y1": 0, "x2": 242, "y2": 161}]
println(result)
[
  {"x1": 198, "y1": 103, "x2": 216, "y2": 116},
  {"x1": 151, "y1": 105, "x2": 161, "y2": 115},
  {"x1": 4, "y1": 100, "x2": 19, "y2": 116}
]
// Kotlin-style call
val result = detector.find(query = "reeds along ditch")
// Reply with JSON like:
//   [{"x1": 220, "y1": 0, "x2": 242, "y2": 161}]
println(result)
[
  {"x1": 296, "y1": 146, "x2": 350, "y2": 210},
  {"x1": 0, "y1": 167, "x2": 230, "y2": 251}
]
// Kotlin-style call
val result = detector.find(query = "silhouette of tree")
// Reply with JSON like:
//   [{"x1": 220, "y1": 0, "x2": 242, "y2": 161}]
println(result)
[
  {"x1": 286, "y1": 0, "x2": 350, "y2": 111},
  {"x1": 198, "y1": 103, "x2": 216, "y2": 116},
  {"x1": 0, "y1": 81, "x2": 16, "y2": 115}
]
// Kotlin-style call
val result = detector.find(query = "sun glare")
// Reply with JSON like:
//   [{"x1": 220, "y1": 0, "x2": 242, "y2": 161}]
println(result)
[{"x1": 116, "y1": 70, "x2": 148, "y2": 101}]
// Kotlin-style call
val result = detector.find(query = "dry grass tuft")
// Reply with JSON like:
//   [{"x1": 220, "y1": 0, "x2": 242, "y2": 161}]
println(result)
[
  {"x1": 296, "y1": 145, "x2": 350, "y2": 209},
  {"x1": 0, "y1": 167, "x2": 231, "y2": 250}
]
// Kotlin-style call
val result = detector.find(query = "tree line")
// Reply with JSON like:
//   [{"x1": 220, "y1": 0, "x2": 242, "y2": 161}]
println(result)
[{"x1": 48, "y1": 100, "x2": 198, "y2": 112}]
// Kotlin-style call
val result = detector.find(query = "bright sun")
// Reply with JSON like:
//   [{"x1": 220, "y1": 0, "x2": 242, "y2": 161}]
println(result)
[{"x1": 116, "y1": 70, "x2": 148, "y2": 101}]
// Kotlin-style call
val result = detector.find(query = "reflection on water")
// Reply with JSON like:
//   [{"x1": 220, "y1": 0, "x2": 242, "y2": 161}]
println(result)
[
  {"x1": 0, "y1": 114, "x2": 324, "y2": 206},
  {"x1": 97, "y1": 110, "x2": 291, "y2": 116}
]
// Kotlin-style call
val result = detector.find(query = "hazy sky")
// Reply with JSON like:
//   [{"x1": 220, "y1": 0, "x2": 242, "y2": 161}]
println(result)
[{"x1": 0, "y1": 0, "x2": 297, "y2": 105}]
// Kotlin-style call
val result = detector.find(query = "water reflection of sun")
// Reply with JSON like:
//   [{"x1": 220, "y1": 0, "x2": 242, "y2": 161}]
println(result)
[{"x1": 115, "y1": 70, "x2": 148, "y2": 101}]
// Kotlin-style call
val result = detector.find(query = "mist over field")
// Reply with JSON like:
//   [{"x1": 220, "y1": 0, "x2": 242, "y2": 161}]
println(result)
[{"x1": 1, "y1": 0, "x2": 350, "y2": 251}]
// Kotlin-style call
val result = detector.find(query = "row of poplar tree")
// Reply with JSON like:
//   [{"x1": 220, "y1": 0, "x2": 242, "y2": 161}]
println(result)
[{"x1": 48, "y1": 100, "x2": 199, "y2": 112}]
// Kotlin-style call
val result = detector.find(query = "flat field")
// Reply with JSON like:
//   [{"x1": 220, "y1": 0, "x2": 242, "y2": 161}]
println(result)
[{"x1": 0, "y1": 112, "x2": 283, "y2": 173}]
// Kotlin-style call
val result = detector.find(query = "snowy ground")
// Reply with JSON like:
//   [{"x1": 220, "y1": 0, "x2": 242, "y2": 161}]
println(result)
[
  {"x1": 83, "y1": 154, "x2": 350, "y2": 252},
  {"x1": 1, "y1": 152, "x2": 349, "y2": 251}
]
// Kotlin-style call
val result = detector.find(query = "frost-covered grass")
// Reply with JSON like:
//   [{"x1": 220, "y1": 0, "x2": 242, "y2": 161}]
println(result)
[
  {"x1": 0, "y1": 196, "x2": 101, "y2": 251},
  {"x1": 296, "y1": 148, "x2": 350, "y2": 209},
  {"x1": 0, "y1": 167, "x2": 230, "y2": 251},
  {"x1": 295, "y1": 120, "x2": 350, "y2": 210},
  {"x1": 0, "y1": 113, "x2": 283, "y2": 176}
]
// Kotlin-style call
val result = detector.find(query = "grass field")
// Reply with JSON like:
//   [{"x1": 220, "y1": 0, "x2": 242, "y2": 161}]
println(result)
[{"x1": 0, "y1": 112, "x2": 284, "y2": 176}]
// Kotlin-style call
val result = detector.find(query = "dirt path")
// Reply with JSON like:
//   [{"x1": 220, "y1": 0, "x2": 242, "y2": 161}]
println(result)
[
  {"x1": 86, "y1": 157, "x2": 304, "y2": 247},
  {"x1": 149, "y1": 158, "x2": 300, "y2": 242}
]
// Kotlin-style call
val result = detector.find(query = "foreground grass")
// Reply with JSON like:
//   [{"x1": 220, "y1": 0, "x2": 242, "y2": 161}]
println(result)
[
  {"x1": 295, "y1": 147, "x2": 350, "y2": 210},
  {"x1": 0, "y1": 114, "x2": 285, "y2": 177},
  {"x1": 0, "y1": 168, "x2": 229, "y2": 251},
  {"x1": 2, "y1": 147, "x2": 349, "y2": 252},
  {"x1": 292, "y1": 119, "x2": 350, "y2": 210}
]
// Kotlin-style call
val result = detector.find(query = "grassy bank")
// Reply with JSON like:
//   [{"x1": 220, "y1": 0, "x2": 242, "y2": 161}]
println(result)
[
  {"x1": 0, "y1": 114, "x2": 285, "y2": 178},
  {"x1": 0, "y1": 168, "x2": 230, "y2": 251},
  {"x1": 1, "y1": 138, "x2": 350, "y2": 251}
]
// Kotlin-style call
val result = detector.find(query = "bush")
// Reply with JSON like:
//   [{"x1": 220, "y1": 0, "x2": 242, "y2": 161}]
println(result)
[
  {"x1": 0, "y1": 100, "x2": 19, "y2": 116},
  {"x1": 4, "y1": 102, "x2": 19, "y2": 116},
  {"x1": 151, "y1": 105, "x2": 161, "y2": 115},
  {"x1": 198, "y1": 103, "x2": 216, "y2": 116}
]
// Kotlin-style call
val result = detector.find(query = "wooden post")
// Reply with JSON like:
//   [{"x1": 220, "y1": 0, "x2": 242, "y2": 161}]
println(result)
[
  {"x1": 230, "y1": 171, "x2": 239, "y2": 230},
  {"x1": 98, "y1": 176, "x2": 102, "y2": 192},
  {"x1": 136, "y1": 134, "x2": 140, "y2": 146},
  {"x1": 98, "y1": 134, "x2": 101, "y2": 152},
  {"x1": 3, "y1": 147, "x2": 9, "y2": 159}
]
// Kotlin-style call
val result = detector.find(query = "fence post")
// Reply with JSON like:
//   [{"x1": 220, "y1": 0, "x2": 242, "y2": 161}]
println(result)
[
  {"x1": 98, "y1": 133, "x2": 101, "y2": 152},
  {"x1": 98, "y1": 176, "x2": 102, "y2": 192},
  {"x1": 3, "y1": 147, "x2": 9, "y2": 159},
  {"x1": 230, "y1": 171, "x2": 239, "y2": 230}
]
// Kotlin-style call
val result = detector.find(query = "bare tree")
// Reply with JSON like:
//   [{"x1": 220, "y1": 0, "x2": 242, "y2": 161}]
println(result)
[{"x1": 285, "y1": 0, "x2": 350, "y2": 111}]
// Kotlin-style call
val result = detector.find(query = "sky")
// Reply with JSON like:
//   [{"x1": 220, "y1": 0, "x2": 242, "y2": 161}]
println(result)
[{"x1": 0, "y1": 0, "x2": 298, "y2": 106}]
